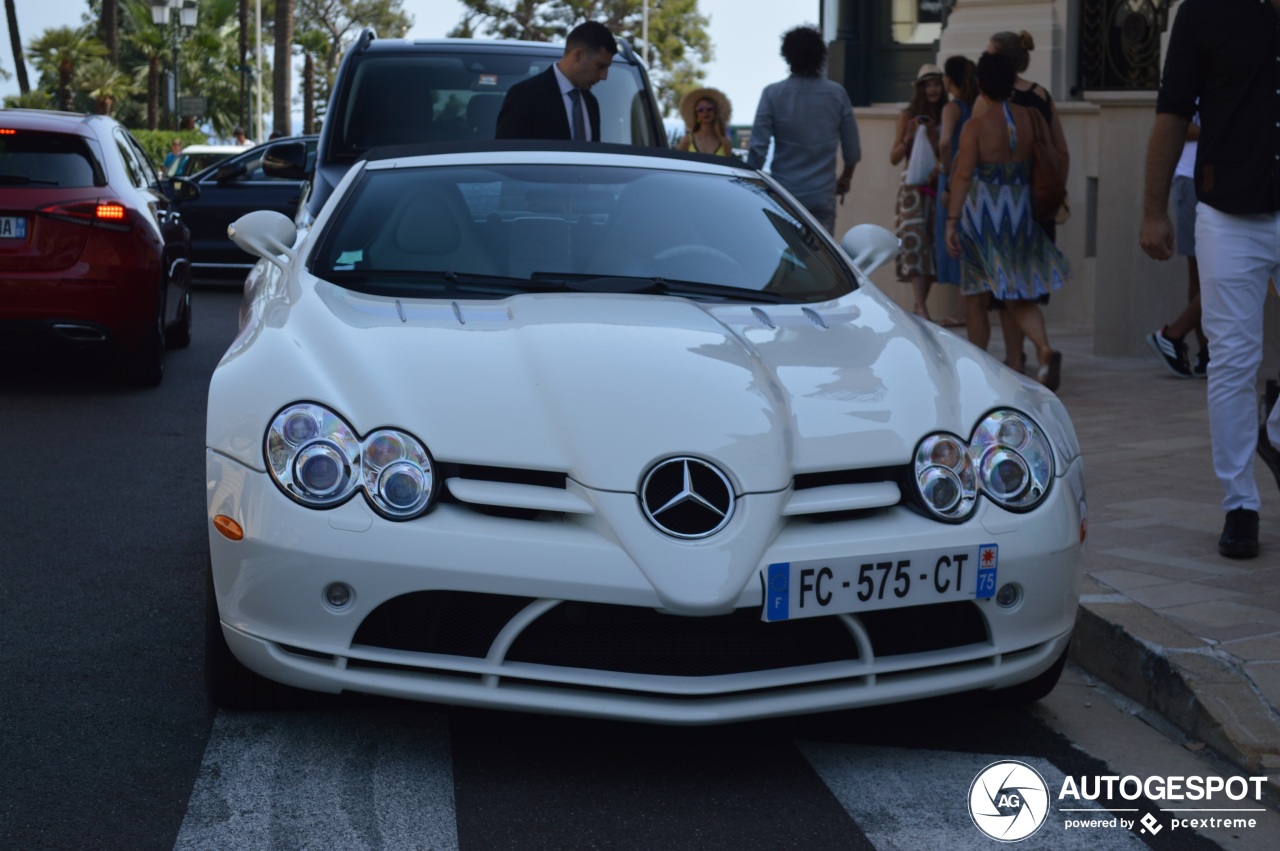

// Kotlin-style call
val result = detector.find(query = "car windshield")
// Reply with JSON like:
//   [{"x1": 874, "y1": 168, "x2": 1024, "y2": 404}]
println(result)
[
  {"x1": 0, "y1": 130, "x2": 105, "y2": 187},
  {"x1": 329, "y1": 52, "x2": 658, "y2": 158},
  {"x1": 310, "y1": 162, "x2": 855, "y2": 303}
]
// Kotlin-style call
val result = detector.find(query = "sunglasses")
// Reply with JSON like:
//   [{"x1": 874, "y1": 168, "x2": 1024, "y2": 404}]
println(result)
[{"x1": 695, "y1": 105, "x2": 716, "y2": 114}]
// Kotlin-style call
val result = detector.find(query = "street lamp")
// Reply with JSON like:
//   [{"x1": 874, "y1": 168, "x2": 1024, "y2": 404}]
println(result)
[{"x1": 151, "y1": 0, "x2": 199, "y2": 131}]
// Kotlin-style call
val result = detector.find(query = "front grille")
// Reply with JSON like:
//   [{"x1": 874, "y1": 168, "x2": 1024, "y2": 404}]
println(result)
[
  {"x1": 507, "y1": 603, "x2": 852, "y2": 675},
  {"x1": 352, "y1": 592, "x2": 989, "y2": 676},
  {"x1": 352, "y1": 591, "x2": 534, "y2": 657},
  {"x1": 793, "y1": 466, "x2": 905, "y2": 491},
  {"x1": 862, "y1": 601, "x2": 988, "y2": 656}
]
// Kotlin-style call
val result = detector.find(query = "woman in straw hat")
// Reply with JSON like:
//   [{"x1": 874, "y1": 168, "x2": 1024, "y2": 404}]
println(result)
[
  {"x1": 890, "y1": 63, "x2": 946, "y2": 321},
  {"x1": 677, "y1": 87, "x2": 735, "y2": 157}
]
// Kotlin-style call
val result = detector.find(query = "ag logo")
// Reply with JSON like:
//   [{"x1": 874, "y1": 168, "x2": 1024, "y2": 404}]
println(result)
[{"x1": 968, "y1": 760, "x2": 1050, "y2": 842}]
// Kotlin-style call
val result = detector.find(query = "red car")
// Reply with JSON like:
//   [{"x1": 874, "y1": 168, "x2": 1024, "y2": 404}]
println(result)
[{"x1": 0, "y1": 109, "x2": 192, "y2": 385}]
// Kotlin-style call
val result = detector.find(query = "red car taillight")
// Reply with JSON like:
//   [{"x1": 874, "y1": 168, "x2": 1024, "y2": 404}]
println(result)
[{"x1": 38, "y1": 199, "x2": 134, "y2": 233}]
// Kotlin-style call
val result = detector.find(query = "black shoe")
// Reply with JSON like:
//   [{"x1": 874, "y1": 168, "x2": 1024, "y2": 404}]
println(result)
[
  {"x1": 1218, "y1": 508, "x2": 1259, "y2": 559},
  {"x1": 1146, "y1": 327, "x2": 1192, "y2": 378},
  {"x1": 1193, "y1": 348, "x2": 1209, "y2": 378}
]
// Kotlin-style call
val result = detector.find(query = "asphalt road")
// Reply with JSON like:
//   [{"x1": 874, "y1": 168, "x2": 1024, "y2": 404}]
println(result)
[{"x1": 0, "y1": 286, "x2": 1243, "y2": 851}]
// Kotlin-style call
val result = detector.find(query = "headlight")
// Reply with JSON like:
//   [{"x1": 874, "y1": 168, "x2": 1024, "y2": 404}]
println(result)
[
  {"x1": 265, "y1": 403, "x2": 435, "y2": 520},
  {"x1": 913, "y1": 409, "x2": 1053, "y2": 521},
  {"x1": 360, "y1": 429, "x2": 434, "y2": 519},
  {"x1": 915, "y1": 434, "x2": 977, "y2": 520},
  {"x1": 970, "y1": 410, "x2": 1053, "y2": 511}
]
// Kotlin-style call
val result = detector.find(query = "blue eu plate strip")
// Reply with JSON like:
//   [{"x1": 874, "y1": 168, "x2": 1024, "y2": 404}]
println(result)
[{"x1": 765, "y1": 562, "x2": 790, "y2": 621}]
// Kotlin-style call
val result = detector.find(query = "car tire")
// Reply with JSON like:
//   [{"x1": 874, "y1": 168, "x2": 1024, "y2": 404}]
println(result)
[
  {"x1": 118, "y1": 299, "x2": 165, "y2": 387},
  {"x1": 205, "y1": 555, "x2": 305, "y2": 710},
  {"x1": 166, "y1": 286, "x2": 192, "y2": 349},
  {"x1": 991, "y1": 645, "x2": 1069, "y2": 705}
]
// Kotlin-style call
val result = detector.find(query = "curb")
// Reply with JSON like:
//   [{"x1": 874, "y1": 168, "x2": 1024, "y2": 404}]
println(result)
[{"x1": 1069, "y1": 600, "x2": 1280, "y2": 794}]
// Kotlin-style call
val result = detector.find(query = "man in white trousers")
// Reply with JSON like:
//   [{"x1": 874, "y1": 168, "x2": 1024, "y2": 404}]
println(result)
[{"x1": 1140, "y1": 0, "x2": 1280, "y2": 559}]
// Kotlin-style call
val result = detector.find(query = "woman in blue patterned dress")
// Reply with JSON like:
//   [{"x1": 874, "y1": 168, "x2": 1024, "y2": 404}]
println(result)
[{"x1": 944, "y1": 51, "x2": 1069, "y2": 391}]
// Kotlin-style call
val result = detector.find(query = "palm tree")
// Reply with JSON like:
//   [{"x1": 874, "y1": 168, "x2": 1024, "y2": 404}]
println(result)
[
  {"x1": 273, "y1": 0, "x2": 292, "y2": 135},
  {"x1": 238, "y1": 0, "x2": 249, "y2": 128},
  {"x1": 28, "y1": 27, "x2": 107, "y2": 111},
  {"x1": 5, "y1": 0, "x2": 30, "y2": 93},
  {"x1": 102, "y1": 0, "x2": 119, "y2": 63},
  {"x1": 121, "y1": 0, "x2": 169, "y2": 129},
  {"x1": 3, "y1": 89, "x2": 52, "y2": 109},
  {"x1": 184, "y1": 1, "x2": 255, "y2": 136},
  {"x1": 78, "y1": 57, "x2": 136, "y2": 114},
  {"x1": 296, "y1": 28, "x2": 327, "y2": 134}
]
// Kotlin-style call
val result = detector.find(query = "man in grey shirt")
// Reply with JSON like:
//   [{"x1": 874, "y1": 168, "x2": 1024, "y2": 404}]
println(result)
[{"x1": 747, "y1": 25, "x2": 861, "y2": 235}]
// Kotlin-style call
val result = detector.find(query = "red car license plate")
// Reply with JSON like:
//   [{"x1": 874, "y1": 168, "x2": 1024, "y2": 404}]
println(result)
[{"x1": 0, "y1": 216, "x2": 27, "y2": 239}]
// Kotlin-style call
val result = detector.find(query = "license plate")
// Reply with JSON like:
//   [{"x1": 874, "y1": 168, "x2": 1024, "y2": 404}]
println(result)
[
  {"x1": 0, "y1": 216, "x2": 27, "y2": 239},
  {"x1": 762, "y1": 543, "x2": 998, "y2": 622}
]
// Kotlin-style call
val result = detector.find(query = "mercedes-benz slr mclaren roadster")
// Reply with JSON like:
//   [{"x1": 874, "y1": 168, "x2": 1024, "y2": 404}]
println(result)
[{"x1": 206, "y1": 141, "x2": 1086, "y2": 722}]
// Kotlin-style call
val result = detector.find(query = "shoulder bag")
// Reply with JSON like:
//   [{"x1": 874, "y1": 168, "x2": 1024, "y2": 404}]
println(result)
[{"x1": 1029, "y1": 108, "x2": 1066, "y2": 224}]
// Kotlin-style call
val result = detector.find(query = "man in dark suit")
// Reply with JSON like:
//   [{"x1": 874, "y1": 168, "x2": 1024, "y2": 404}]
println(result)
[{"x1": 496, "y1": 21, "x2": 617, "y2": 142}]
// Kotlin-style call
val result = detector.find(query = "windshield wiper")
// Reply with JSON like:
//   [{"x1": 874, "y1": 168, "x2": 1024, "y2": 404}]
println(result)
[
  {"x1": 0, "y1": 174, "x2": 59, "y2": 186},
  {"x1": 528, "y1": 272, "x2": 801, "y2": 303},
  {"x1": 323, "y1": 269, "x2": 582, "y2": 295}
]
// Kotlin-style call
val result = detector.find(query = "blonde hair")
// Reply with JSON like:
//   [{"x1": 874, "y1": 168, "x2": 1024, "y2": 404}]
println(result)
[{"x1": 989, "y1": 30, "x2": 1034, "y2": 73}]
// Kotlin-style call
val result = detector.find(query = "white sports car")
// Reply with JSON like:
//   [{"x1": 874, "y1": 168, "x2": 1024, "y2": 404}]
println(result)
[{"x1": 206, "y1": 142, "x2": 1086, "y2": 722}]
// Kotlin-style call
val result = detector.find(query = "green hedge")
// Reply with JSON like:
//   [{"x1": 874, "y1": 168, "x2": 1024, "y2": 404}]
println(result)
[{"x1": 131, "y1": 129, "x2": 209, "y2": 170}]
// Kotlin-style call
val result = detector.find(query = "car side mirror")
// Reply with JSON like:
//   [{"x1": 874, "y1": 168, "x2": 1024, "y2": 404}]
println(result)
[
  {"x1": 172, "y1": 177, "x2": 200, "y2": 202},
  {"x1": 228, "y1": 210, "x2": 298, "y2": 272},
  {"x1": 262, "y1": 142, "x2": 309, "y2": 179},
  {"x1": 841, "y1": 224, "x2": 900, "y2": 277}
]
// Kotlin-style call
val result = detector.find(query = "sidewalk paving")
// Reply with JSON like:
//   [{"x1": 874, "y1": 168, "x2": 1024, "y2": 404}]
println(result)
[{"x1": 1030, "y1": 323, "x2": 1280, "y2": 782}]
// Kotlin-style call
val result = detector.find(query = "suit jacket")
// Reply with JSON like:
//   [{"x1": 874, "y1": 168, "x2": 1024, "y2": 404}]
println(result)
[{"x1": 495, "y1": 65, "x2": 602, "y2": 142}]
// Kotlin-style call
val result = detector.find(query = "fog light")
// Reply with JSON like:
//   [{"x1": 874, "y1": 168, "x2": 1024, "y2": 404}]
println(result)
[
  {"x1": 324, "y1": 582, "x2": 353, "y2": 609},
  {"x1": 996, "y1": 583, "x2": 1020, "y2": 608}
]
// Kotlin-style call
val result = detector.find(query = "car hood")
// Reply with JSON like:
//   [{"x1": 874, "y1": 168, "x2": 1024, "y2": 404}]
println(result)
[{"x1": 211, "y1": 275, "x2": 1065, "y2": 495}]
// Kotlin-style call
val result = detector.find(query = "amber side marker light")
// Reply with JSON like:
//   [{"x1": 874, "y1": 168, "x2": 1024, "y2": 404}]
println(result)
[
  {"x1": 96, "y1": 203, "x2": 126, "y2": 221},
  {"x1": 213, "y1": 515, "x2": 244, "y2": 541},
  {"x1": 0, "y1": 128, "x2": 15, "y2": 135}
]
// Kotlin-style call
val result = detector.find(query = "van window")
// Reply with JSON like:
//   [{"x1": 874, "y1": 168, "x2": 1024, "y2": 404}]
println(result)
[{"x1": 330, "y1": 52, "x2": 657, "y2": 159}]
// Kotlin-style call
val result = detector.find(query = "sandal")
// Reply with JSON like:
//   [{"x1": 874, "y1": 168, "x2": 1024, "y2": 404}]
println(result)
[
  {"x1": 1036, "y1": 351, "x2": 1062, "y2": 392},
  {"x1": 935, "y1": 316, "x2": 965, "y2": 328}
]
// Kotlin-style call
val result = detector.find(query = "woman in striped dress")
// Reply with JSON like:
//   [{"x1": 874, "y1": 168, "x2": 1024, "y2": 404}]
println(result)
[{"x1": 944, "y1": 52, "x2": 1069, "y2": 391}]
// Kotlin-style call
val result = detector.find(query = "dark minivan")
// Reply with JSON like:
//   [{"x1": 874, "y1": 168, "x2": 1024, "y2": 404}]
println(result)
[{"x1": 267, "y1": 32, "x2": 667, "y2": 225}]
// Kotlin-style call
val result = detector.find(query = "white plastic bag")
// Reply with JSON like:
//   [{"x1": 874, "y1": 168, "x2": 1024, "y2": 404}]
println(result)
[{"x1": 904, "y1": 124, "x2": 936, "y2": 186}]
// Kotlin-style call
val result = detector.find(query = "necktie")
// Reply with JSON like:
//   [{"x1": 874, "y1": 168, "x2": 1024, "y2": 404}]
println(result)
[{"x1": 569, "y1": 88, "x2": 586, "y2": 141}]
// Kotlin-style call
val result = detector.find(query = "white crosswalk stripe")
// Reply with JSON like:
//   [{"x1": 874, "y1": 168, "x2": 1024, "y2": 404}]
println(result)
[
  {"x1": 177, "y1": 712, "x2": 1170, "y2": 850},
  {"x1": 797, "y1": 743, "x2": 1150, "y2": 850},
  {"x1": 175, "y1": 711, "x2": 458, "y2": 851}
]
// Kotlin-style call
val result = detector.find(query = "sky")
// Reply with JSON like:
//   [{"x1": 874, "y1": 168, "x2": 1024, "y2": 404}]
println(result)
[{"x1": 1, "y1": 0, "x2": 812, "y2": 133}]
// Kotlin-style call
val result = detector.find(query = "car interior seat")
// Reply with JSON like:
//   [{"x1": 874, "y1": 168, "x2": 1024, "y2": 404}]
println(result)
[
  {"x1": 465, "y1": 94, "x2": 505, "y2": 139},
  {"x1": 368, "y1": 184, "x2": 497, "y2": 275}
]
